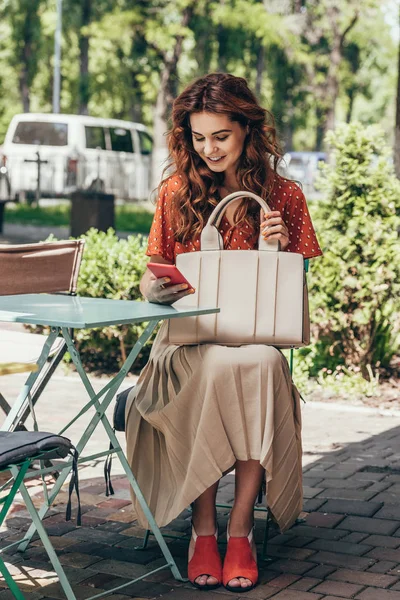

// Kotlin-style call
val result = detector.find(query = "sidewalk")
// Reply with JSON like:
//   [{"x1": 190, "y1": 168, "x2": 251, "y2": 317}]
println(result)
[{"x1": 2, "y1": 361, "x2": 400, "y2": 598}]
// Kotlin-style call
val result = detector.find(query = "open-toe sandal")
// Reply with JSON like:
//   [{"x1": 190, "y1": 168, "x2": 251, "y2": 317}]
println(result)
[
  {"x1": 223, "y1": 524, "x2": 258, "y2": 593},
  {"x1": 188, "y1": 523, "x2": 222, "y2": 591}
]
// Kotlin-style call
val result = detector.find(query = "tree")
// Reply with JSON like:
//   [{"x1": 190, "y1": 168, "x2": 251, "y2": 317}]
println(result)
[
  {"x1": 5, "y1": 0, "x2": 43, "y2": 112},
  {"x1": 395, "y1": 2, "x2": 400, "y2": 177},
  {"x1": 309, "y1": 122, "x2": 400, "y2": 375}
]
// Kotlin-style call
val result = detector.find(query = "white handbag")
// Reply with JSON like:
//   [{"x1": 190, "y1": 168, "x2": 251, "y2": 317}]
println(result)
[{"x1": 168, "y1": 191, "x2": 310, "y2": 348}]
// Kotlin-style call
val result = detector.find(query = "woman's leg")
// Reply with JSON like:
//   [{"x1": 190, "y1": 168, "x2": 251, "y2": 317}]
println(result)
[
  {"x1": 189, "y1": 480, "x2": 220, "y2": 587},
  {"x1": 228, "y1": 459, "x2": 265, "y2": 589}
]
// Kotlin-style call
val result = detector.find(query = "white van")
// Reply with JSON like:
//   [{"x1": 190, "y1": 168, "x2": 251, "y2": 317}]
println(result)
[{"x1": 1, "y1": 113, "x2": 153, "y2": 201}]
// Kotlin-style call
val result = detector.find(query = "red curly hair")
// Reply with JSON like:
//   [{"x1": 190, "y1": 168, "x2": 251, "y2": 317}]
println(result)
[{"x1": 161, "y1": 72, "x2": 283, "y2": 244}]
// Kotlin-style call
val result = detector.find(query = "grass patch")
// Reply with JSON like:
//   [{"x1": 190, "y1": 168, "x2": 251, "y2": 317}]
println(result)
[{"x1": 4, "y1": 202, "x2": 154, "y2": 234}]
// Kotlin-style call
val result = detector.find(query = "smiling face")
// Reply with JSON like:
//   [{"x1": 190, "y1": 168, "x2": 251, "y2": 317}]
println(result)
[{"x1": 189, "y1": 112, "x2": 247, "y2": 179}]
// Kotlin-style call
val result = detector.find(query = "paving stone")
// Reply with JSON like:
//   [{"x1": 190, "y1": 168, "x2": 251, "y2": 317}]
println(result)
[
  {"x1": 286, "y1": 536, "x2": 315, "y2": 548},
  {"x1": 306, "y1": 539, "x2": 373, "y2": 556},
  {"x1": 58, "y1": 552, "x2": 103, "y2": 568},
  {"x1": 304, "y1": 565, "x2": 337, "y2": 579},
  {"x1": 93, "y1": 545, "x2": 163, "y2": 565},
  {"x1": 307, "y1": 550, "x2": 376, "y2": 570},
  {"x1": 311, "y1": 580, "x2": 364, "y2": 597},
  {"x1": 303, "y1": 498, "x2": 328, "y2": 512},
  {"x1": 90, "y1": 558, "x2": 150, "y2": 578},
  {"x1": 318, "y1": 499, "x2": 383, "y2": 517},
  {"x1": 363, "y1": 535, "x2": 400, "y2": 548},
  {"x1": 290, "y1": 525, "x2": 347, "y2": 540},
  {"x1": 365, "y1": 548, "x2": 400, "y2": 563},
  {"x1": 316, "y1": 489, "x2": 379, "y2": 501},
  {"x1": 367, "y1": 560, "x2": 399, "y2": 574},
  {"x1": 308, "y1": 470, "x2": 353, "y2": 480},
  {"x1": 327, "y1": 568, "x2": 399, "y2": 587},
  {"x1": 268, "y1": 573, "x2": 302, "y2": 588},
  {"x1": 303, "y1": 513, "x2": 345, "y2": 528},
  {"x1": 63, "y1": 528, "x2": 126, "y2": 545},
  {"x1": 303, "y1": 486, "x2": 324, "y2": 499},
  {"x1": 318, "y1": 479, "x2": 370, "y2": 490},
  {"x1": 355, "y1": 589, "x2": 400, "y2": 599},
  {"x1": 265, "y1": 546, "x2": 317, "y2": 561},
  {"x1": 375, "y1": 506, "x2": 400, "y2": 520},
  {"x1": 337, "y1": 517, "x2": 399, "y2": 535},
  {"x1": 303, "y1": 478, "x2": 324, "y2": 487},
  {"x1": 339, "y1": 532, "x2": 369, "y2": 544},
  {"x1": 265, "y1": 590, "x2": 323, "y2": 599},
  {"x1": 288, "y1": 577, "x2": 322, "y2": 591},
  {"x1": 353, "y1": 472, "x2": 387, "y2": 482},
  {"x1": 267, "y1": 558, "x2": 315, "y2": 575}
]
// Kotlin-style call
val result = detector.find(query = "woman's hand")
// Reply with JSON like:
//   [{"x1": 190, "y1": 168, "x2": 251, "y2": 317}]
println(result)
[
  {"x1": 261, "y1": 211, "x2": 290, "y2": 250},
  {"x1": 146, "y1": 275, "x2": 195, "y2": 305}
]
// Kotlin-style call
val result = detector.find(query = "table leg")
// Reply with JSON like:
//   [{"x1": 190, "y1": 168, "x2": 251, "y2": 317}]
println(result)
[
  {"x1": 1, "y1": 329, "x2": 60, "y2": 432},
  {"x1": 19, "y1": 322, "x2": 186, "y2": 581}
]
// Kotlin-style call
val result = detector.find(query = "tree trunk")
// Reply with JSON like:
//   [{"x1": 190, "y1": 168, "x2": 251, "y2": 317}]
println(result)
[
  {"x1": 346, "y1": 88, "x2": 355, "y2": 123},
  {"x1": 151, "y1": 5, "x2": 195, "y2": 190},
  {"x1": 321, "y1": 8, "x2": 358, "y2": 143},
  {"x1": 394, "y1": 4, "x2": 400, "y2": 178},
  {"x1": 255, "y1": 44, "x2": 265, "y2": 98},
  {"x1": 78, "y1": 0, "x2": 91, "y2": 115},
  {"x1": 19, "y1": 64, "x2": 30, "y2": 112}
]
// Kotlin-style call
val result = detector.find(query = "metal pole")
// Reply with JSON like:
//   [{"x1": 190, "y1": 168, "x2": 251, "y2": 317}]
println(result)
[{"x1": 53, "y1": 0, "x2": 62, "y2": 113}]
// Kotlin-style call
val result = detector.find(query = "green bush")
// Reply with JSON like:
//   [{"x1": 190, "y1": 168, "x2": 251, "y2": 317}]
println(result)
[
  {"x1": 306, "y1": 122, "x2": 400, "y2": 379},
  {"x1": 66, "y1": 228, "x2": 151, "y2": 373}
]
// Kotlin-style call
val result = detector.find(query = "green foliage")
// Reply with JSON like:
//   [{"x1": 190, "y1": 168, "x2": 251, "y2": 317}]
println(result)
[
  {"x1": 308, "y1": 121, "x2": 400, "y2": 377},
  {"x1": 70, "y1": 228, "x2": 151, "y2": 373},
  {"x1": 0, "y1": 0, "x2": 397, "y2": 148}
]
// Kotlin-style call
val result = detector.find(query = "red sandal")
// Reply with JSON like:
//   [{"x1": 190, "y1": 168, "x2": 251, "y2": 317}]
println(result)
[
  {"x1": 223, "y1": 525, "x2": 258, "y2": 593},
  {"x1": 188, "y1": 524, "x2": 222, "y2": 590}
]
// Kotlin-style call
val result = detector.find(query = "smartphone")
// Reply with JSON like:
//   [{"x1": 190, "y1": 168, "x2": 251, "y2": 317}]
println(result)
[{"x1": 147, "y1": 262, "x2": 195, "y2": 291}]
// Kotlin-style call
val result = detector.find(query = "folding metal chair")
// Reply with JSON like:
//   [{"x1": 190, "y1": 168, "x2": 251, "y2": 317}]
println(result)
[
  {"x1": 0, "y1": 240, "x2": 84, "y2": 431},
  {"x1": 0, "y1": 426, "x2": 79, "y2": 600}
]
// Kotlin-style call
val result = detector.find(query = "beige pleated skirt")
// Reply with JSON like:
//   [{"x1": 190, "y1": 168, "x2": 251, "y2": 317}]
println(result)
[{"x1": 125, "y1": 321, "x2": 303, "y2": 533}]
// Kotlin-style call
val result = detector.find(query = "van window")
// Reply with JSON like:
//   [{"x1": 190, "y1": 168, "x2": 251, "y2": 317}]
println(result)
[
  {"x1": 12, "y1": 121, "x2": 68, "y2": 146},
  {"x1": 138, "y1": 130, "x2": 153, "y2": 155},
  {"x1": 110, "y1": 127, "x2": 133, "y2": 153},
  {"x1": 85, "y1": 126, "x2": 106, "y2": 150}
]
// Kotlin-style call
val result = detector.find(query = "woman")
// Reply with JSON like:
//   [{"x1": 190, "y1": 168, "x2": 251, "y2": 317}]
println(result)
[{"x1": 126, "y1": 72, "x2": 322, "y2": 593}]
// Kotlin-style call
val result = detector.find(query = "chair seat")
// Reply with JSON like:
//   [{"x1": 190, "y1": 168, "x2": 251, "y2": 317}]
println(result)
[
  {"x1": 0, "y1": 431, "x2": 73, "y2": 470},
  {"x1": 0, "y1": 330, "x2": 64, "y2": 364}
]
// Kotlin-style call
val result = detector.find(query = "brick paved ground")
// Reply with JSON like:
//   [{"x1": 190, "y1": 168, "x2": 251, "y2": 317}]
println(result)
[{"x1": 2, "y1": 367, "x2": 400, "y2": 598}]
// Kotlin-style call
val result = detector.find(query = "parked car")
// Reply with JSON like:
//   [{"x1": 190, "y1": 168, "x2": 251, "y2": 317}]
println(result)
[
  {"x1": 1, "y1": 113, "x2": 153, "y2": 201},
  {"x1": 280, "y1": 151, "x2": 327, "y2": 194}
]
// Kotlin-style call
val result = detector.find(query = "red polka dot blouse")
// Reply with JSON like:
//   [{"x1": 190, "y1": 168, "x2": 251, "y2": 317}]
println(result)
[{"x1": 146, "y1": 175, "x2": 322, "y2": 263}]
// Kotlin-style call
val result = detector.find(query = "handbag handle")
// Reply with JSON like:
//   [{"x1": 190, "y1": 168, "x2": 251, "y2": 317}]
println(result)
[{"x1": 201, "y1": 191, "x2": 279, "y2": 251}]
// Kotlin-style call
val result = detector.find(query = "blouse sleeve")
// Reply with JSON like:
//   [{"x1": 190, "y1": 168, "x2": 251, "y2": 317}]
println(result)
[
  {"x1": 146, "y1": 181, "x2": 176, "y2": 263},
  {"x1": 283, "y1": 185, "x2": 322, "y2": 260}
]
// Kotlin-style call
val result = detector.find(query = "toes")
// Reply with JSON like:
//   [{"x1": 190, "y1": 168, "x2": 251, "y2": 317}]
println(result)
[
  {"x1": 195, "y1": 574, "x2": 218, "y2": 587},
  {"x1": 240, "y1": 577, "x2": 252, "y2": 588},
  {"x1": 228, "y1": 578, "x2": 241, "y2": 587}
]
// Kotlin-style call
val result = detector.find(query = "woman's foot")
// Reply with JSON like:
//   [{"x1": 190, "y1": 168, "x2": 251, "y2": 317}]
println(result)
[
  {"x1": 188, "y1": 522, "x2": 222, "y2": 589},
  {"x1": 223, "y1": 520, "x2": 258, "y2": 592}
]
